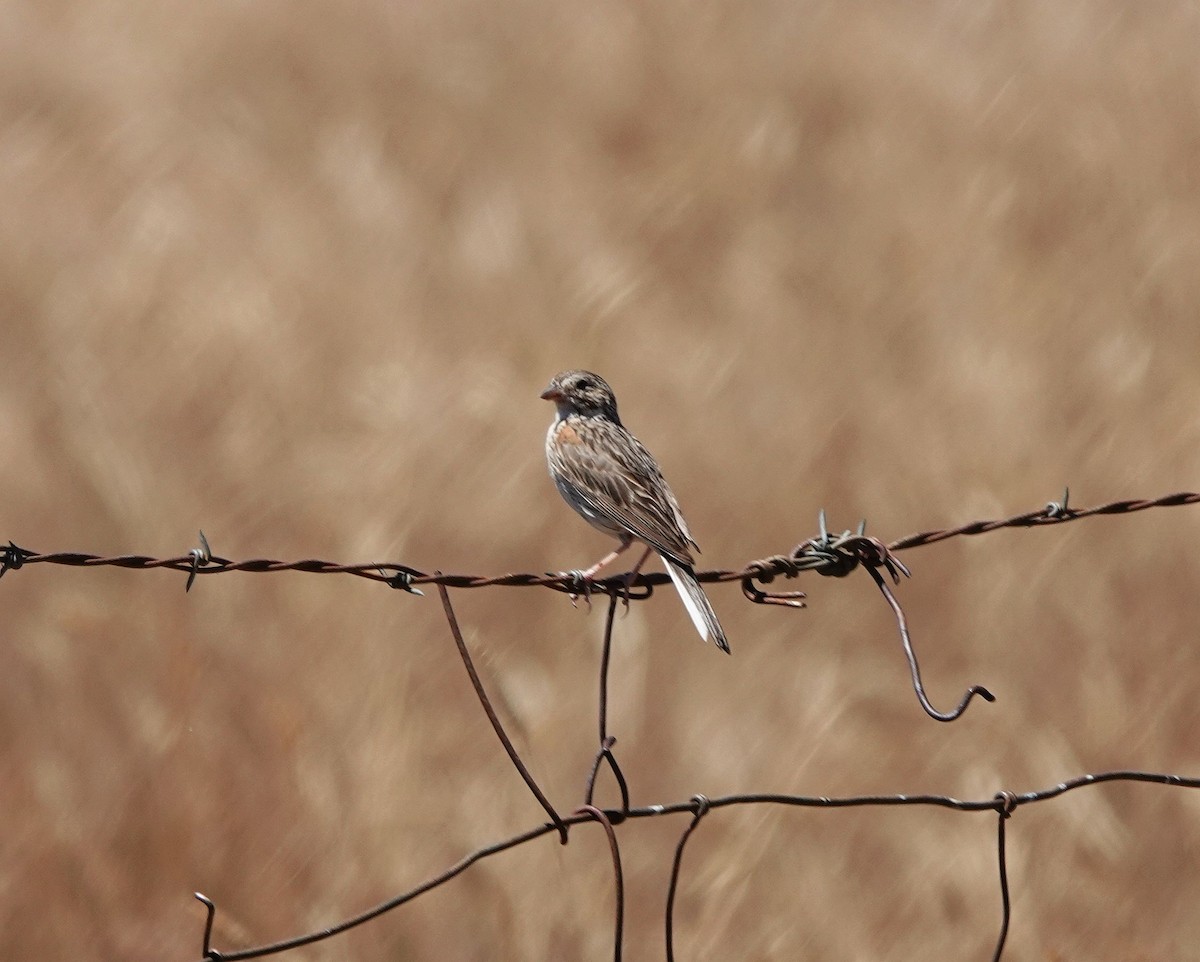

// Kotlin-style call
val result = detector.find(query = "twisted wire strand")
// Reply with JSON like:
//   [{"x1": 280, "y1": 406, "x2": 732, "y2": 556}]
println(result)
[{"x1": 3, "y1": 490, "x2": 1196, "y2": 592}]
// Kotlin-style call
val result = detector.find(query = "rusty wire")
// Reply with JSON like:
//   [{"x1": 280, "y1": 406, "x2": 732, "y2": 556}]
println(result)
[
  {"x1": 6, "y1": 490, "x2": 1197, "y2": 722},
  {"x1": 991, "y1": 791, "x2": 1017, "y2": 962},
  {"x1": 4, "y1": 489, "x2": 1200, "y2": 960},
  {"x1": 437, "y1": 582, "x2": 568, "y2": 844},
  {"x1": 665, "y1": 794, "x2": 711, "y2": 962},
  {"x1": 4, "y1": 489, "x2": 1197, "y2": 593},
  {"x1": 583, "y1": 593, "x2": 631, "y2": 812},
  {"x1": 575, "y1": 804, "x2": 625, "y2": 962},
  {"x1": 189, "y1": 770, "x2": 1200, "y2": 962}
]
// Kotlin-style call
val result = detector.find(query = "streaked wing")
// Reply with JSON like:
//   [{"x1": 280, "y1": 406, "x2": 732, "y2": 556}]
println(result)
[{"x1": 549, "y1": 416, "x2": 697, "y2": 565}]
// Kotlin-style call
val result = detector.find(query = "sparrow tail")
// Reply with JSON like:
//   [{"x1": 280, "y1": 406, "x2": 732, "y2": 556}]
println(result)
[{"x1": 663, "y1": 556, "x2": 731, "y2": 654}]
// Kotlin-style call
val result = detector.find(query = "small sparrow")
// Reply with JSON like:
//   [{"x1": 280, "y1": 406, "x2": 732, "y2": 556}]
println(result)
[{"x1": 541, "y1": 370, "x2": 730, "y2": 653}]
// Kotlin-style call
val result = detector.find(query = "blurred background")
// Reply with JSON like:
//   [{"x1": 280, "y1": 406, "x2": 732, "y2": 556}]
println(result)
[{"x1": 2, "y1": 0, "x2": 1199, "y2": 958}]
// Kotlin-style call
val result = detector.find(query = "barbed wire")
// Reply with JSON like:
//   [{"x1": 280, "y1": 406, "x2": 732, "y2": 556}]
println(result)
[
  {"x1": 5, "y1": 489, "x2": 1196, "y2": 723},
  {"x1": 5, "y1": 488, "x2": 1199, "y2": 960},
  {"x1": 4, "y1": 489, "x2": 1196, "y2": 594}
]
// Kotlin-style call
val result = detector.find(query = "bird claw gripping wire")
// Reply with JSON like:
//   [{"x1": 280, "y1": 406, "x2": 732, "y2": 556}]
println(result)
[
  {"x1": 614, "y1": 567, "x2": 654, "y2": 614},
  {"x1": 561, "y1": 569, "x2": 594, "y2": 609}
]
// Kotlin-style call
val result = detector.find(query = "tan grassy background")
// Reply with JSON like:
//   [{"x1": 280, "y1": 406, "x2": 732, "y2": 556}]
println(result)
[{"x1": 3, "y1": 0, "x2": 1200, "y2": 959}]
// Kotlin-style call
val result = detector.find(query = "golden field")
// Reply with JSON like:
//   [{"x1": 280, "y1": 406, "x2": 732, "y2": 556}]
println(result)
[{"x1": 2, "y1": 1, "x2": 1199, "y2": 959}]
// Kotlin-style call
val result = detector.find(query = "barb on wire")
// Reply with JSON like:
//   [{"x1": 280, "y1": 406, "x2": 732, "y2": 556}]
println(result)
[
  {"x1": 665, "y1": 794, "x2": 711, "y2": 962},
  {"x1": 436, "y1": 582, "x2": 568, "y2": 844},
  {"x1": 0, "y1": 540, "x2": 30, "y2": 578},
  {"x1": 186, "y1": 531, "x2": 214, "y2": 593},
  {"x1": 1044, "y1": 486, "x2": 1071, "y2": 519},
  {"x1": 575, "y1": 804, "x2": 625, "y2": 962},
  {"x1": 584, "y1": 591, "x2": 630, "y2": 813},
  {"x1": 378, "y1": 566, "x2": 424, "y2": 595}
]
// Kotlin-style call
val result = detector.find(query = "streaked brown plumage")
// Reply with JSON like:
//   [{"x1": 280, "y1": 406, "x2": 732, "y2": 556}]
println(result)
[{"x1": 541, "y1": 370, "x2": 730, "y2": 653}]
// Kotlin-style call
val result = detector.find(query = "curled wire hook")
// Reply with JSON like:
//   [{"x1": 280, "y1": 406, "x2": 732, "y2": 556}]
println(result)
[
  {"x1": 741, "y1": 552, "x2": 808, "y2": 607},
  {"x1": 866, "y1": 565, "x2": 994, "y2": 721},
  {"x1": 741, "y1": 569, "x2": 808, "y2": 607},
  {"x1": 781, "y1": 515, "x2": 990, "y2": 722}
]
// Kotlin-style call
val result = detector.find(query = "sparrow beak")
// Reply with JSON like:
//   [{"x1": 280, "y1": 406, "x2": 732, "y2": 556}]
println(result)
[{"x1": 540, "y1": 385, "x2": 562, "y2": 401}]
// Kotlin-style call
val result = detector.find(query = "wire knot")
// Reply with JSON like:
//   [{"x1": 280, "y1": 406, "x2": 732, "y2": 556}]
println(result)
[
  {"x1": 798, "y1": 529, "x2": 911, "y2": 584},
  {"x1": 809, "y1": 543, "x2": 860, "y2": 578},
  {"x1": 839, "y1": 534, "x2": 912, "y2": 583},
  {"x1": 994, "y1": 790, "x2": 1018, "y2": 818}
]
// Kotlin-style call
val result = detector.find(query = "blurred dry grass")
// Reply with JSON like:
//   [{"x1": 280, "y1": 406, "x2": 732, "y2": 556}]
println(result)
[{"x1": 2, "y1": 0, "x2": 1200, "y2": 959}]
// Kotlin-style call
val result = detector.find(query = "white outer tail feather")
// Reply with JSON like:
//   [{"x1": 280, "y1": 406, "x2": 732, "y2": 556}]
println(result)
[{"x1": 663, "y1": 556, "x2": 731, "y2": 654}]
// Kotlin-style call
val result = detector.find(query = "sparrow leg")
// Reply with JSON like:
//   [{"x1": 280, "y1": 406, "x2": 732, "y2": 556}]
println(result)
[
  {"x1": 620, "y1": 545, "x2": 654, "y2": 614},
  {"x1": 581, "y1": 536, "x2": 634, "y2": 579}
]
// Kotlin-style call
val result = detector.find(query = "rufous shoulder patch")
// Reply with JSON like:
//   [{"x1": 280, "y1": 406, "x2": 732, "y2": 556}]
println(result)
[{"x1": 555, "y1": 421, "x2": 582, "y2": 444}]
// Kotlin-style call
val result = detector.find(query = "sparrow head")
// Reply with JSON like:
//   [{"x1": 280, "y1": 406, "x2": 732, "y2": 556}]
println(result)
[{"x1": 540, "y1": 369, "x2": 620, "y2": 422}]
